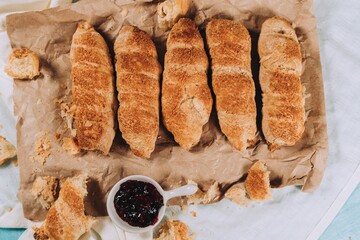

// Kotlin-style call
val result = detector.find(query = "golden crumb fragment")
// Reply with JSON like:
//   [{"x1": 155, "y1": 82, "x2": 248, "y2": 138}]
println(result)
[
  {"x1": 12, "y1": 159, "x2": 18, "y2": 166},
  {"x1": 157, "y1": 0, "x2": 189, "y2": 30},
  {"x1": 32, "y1": 227, "x2": 48, "y2": 240},
  {"x1": 190, "y1": 211, "x2": 196, "y2": 217},
  {"x1": 245, "y1": 161, "x2": 272, "y2": 201},
  {"x1": 60, "y1": 103, "x2": 76, "y2": 137},
  {"x1": 187, "y1": 181, "x2": 220, "y2": 204},
  {"x1": 181, "y1": 205, "x2": 188, "y2": 212},
  {"x1": 225, "y1": 183, "x2": 250, "y2": 206},
  {"x1": 154, "y1": 220, "x2": 191, "y2": 240},
  {"x1": 30, "y1": 132, "x2": 52, "y2": 165},
  {"x1": 0, "y1": 136, "x2": 17, "y2": 165},
  {"x1": 62, "y1": 137, "x2": 80, "y2": 155},
  {"x1": 31, "y1": 176, "x2": 59, "y2": 210},
  {"x1": 4, "y1": 48, "x2": 40, "y2": 79}
]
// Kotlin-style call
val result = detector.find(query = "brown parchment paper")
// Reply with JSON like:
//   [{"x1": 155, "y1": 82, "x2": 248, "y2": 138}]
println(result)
[{"x1": 6, "y1": 0, "x2": 328, "y2": 221}]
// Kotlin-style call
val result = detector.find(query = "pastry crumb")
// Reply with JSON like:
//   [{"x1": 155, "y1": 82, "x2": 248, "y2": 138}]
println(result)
[
  {"x1": 190, "y1": 211, "x2": 196, "y2": 217},
  {"x1": 4, "y1": 48, "x2": 40, "y2": 79},
  {"x1": 157, "y1": 0, "x2": 190, "y2": 30},
  {"x1": 29, "y1": 131, "x2": 52, "y2": 165},
  {"x1": 0, "y1": 136, "x2": 17, "y2": 166},
  {"x1": 59, "y1": 103, "x2": 76, "y2": 137},
  {"x1": 12, "y1": 158, "x2": 18, "y2": 166},
  {"x1": 187, "y1": 181, "x2": 220, "y2": 204},
  {"x1": 31, "y1": 176, "x2": 59, "y2": 210},
  {"x1": 62, "y1": 137, "x2": 80, "y2": 155},
  {"x1": 53, "y1": 98, "x2": 61, "y2": 104},
  {"x1": 181, "y1": 205, "x2": 188, "y2": 212},
  {"x1": 225, "y1": 183, "x2": 250, "y2": 206},
  {"x1": 154, "y1": 220, "x2": 191, "y2": 240},
  {"x1": 171, "y1": 211, "x2": 178, "y2": 218}
]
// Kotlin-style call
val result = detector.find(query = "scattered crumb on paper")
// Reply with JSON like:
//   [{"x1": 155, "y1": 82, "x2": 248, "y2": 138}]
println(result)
[
  {"x1": 12, "y1": 158, "x2": 18, "y2": 166},
  {"x1": 154, "y1": 220, "x2": 191, "y2": 240},
  {"x1": 187, "y1": 181, "x2": 220, "y2": 204},
  {"x1": 181, "y1": 205, "x2": 188, "y2": 212},
  {"x1": 31, "y1": 176, "x2": 58, "y2": 210},
  {"x1": 225, "y1": 183, "x2": 250, "y2": 206},
  {"x1": 29, "y1": 131, "x2": 52, "y2": 165},
  {"x1": 62, "y1": 137, "x2": 80, "y2": 155}
]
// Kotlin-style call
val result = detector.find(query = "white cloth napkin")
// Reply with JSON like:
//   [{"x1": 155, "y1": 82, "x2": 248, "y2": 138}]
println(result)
[{"x1": 1, "y1": 0, "x2": 360, "y2": 239}]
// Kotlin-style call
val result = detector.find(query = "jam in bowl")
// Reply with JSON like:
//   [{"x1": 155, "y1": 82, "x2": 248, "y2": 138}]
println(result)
[
  {"x1": 114, "y1": 180, "x2": 164, "y2": 228},
  {"x1": 106, "y1": 175, "x2": 197, "y2": 233}
]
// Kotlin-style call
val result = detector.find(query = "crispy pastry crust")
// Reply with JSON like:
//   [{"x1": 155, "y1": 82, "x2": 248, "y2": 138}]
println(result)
[
  {"x1": 70, "y1": 22, "x2": 115, "y2": 154},
  {"x1": 206, "y1": 19, "x2": 257, "y2": 151},
  {"x1": 162, "y1": 18, "x2": 213, "y2": 150},
  {"x1": 114, "y1": 26, "x2": 161, "y2": 158},
  {"x1": 258, "y1": 17, "x2": 305, "y2": 150}
]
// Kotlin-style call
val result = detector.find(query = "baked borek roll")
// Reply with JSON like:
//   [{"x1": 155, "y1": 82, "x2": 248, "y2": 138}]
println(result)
[
  {"x1": 162, "y1": 18, "x2": 213, "y2": 150},
  {"x1": 115, "y1": 26, "x2": 162, "y2": 158},
  {"x1": 258, "y1": 17, "x2": 305, "y2": 150},
  {"x1": 206, "y1": 19, "x2": 257, "y2": 151},
  {"x1": 71, "y1": 22, "x2": 116, "y2": 154}
]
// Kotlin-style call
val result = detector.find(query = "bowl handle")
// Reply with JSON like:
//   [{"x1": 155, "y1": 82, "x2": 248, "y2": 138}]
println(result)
[{"x1": 163, "y1": 184, "x2": 198, "y2": 201}]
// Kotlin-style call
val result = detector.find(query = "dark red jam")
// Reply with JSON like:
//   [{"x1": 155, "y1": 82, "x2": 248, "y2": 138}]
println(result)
[{"x1": 114, "y1": 180, "x2": 164, "y2": 228}]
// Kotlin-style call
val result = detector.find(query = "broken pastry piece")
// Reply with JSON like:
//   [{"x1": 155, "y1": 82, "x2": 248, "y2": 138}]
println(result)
[
  {"x1": 157, "y1": 0, "x2": 190, "y2": 30},
  {"x1": 62, "y1": 137, "x2": 80, "y2": 155},
  {"x1": 33, "y1": 175, "x2": 95, "y2": 240},
  {"x1": 154, "y1": 220, "x2": 191, "y2": 240},
  {"x1": 4, "y1": 48, "x2": 40, "y2": 79},
  {"x1": 0, "y1": 136, "x2": 16, "y2": 166},
  {"x1": 187, "y1": 181, "x2": 220, "y2": 204},
  {"x1": 225, "y1": 183, "x2": 250, "y2": 206},
  {"x1": 31, "y1": 176, "x2": 59, "y2": 210},
  {"x1": 245, "y1": 161, "x2": 272, "y2": 201}
]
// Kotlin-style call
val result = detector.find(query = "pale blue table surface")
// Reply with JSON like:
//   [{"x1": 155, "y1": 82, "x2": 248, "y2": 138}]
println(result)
[{"x1": 0, "y1": 183, "x2": 359, "y2": 239}]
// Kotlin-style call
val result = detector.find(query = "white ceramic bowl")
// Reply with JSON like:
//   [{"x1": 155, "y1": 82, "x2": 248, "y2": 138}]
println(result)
[{"x1": 106, "y1": 175, "x2": 197, "y2": 234}]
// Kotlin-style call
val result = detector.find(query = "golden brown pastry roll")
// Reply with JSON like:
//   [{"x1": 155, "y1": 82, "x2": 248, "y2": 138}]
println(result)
[
  {"x1": 206, "y1": 19, "x2": 257, "y2": 151},
  {"x1": 114, "y1": 26, "x2": 162, "y2": 158},
  {"x1": 70, "y1": 22, "x2": 115, "y2": 155},
  {"x1": 258, "y1": 17, "x2": 305, "y2": 150},
  {"x1": 162, "y1": 18, "x2": 213, "y2": 150}
]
